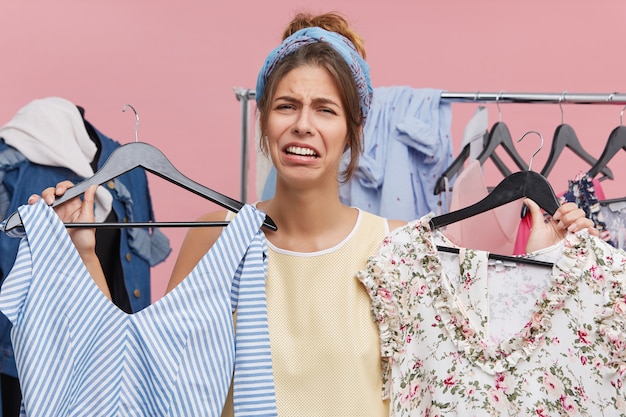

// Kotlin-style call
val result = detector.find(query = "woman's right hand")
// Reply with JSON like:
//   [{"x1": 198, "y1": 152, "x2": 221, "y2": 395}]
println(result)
[
  {"x1": 28, "y1": 181, "x2": 111, "y2": 300},
  {"x1": 28, "y1": 180, "x2": 99, "y2": 255}
]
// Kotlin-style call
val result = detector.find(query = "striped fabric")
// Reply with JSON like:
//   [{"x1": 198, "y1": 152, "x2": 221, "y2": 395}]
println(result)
[{"x1": 0, "y1": 200, "x2": 277, "y2": 416}]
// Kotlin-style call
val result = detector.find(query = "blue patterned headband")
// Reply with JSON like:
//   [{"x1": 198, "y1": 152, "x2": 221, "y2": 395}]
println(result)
[{"x1": 256, "y1": 27, "x2": 373, "y2": 126}]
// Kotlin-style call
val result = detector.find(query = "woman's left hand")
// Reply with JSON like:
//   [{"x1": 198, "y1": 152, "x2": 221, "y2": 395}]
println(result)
[{"x1": 524, "y1": 198, "x2": 598, "y2": 253}]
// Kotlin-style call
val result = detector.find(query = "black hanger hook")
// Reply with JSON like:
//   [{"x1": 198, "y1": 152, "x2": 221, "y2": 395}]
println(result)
[
  {"x1": 517, "y1": 130, "x2": 544, "y2": 172},
  {"x1": 122, "y1": 104, "x2": 140, "y2": 143}
]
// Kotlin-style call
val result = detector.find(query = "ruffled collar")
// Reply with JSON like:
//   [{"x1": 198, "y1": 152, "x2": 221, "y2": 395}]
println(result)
[
  {"x1": 359, "y1": 214, "x2": 596, "y2": 375},
  {"x1": 434, "y1": 227, "x2": 589, "y2": 374}
]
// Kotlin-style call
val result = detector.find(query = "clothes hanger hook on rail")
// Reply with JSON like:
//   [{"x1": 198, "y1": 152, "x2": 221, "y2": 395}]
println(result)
[
  {"x1": 611, "y1": 92, "x2": 626, "y2": 125},
  {"x1": 474, "y1": 90, "x2": 483, "y2": 109},
  {"x1": 496, "y1": 90, "x2": 505, "y2": 122},
  {"x1": 607, "y1": 92, "x2": 615, "y2": 104},
  {"x1": 612, "y1": 92, "x2": 626, "y2": 125},
  {"x1": 516, "y1": 130, "x2": 544, "y2": 172},
  {"x1": 559, "y1": 91, "x2": 567, "y2": 124},
  {"x1": 122, "y1": 104, "x2": 140, "y2": 142}
]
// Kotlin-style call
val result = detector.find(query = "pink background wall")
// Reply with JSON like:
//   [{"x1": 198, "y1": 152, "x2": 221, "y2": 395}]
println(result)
[{"x1": 2, "y1": 0, "x2": 625, "y2": 301}]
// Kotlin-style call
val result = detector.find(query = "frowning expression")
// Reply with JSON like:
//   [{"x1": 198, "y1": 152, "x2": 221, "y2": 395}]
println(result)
[{"x1": 266, "y1": 65, "x2": 349, "y2": 187}]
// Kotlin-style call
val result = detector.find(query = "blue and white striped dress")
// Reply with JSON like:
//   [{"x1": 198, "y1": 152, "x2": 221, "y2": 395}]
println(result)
[{"x1": 0, "y1": 200, "x2": 277, "y2": 416}]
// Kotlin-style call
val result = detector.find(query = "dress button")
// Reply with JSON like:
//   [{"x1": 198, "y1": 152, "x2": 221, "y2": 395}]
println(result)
[
  {"x1": 125, "y1": 253, "x2": 132, "y2": 262},
  {"x1": 106, "y1": 180, "x2": 115, "y2": 189},
  {"x1": 133, "y1": 289, "x2": 141, "y2": 298},
  {"x1": 122, "y1": 216, "x2": 128, "y2": 223}
]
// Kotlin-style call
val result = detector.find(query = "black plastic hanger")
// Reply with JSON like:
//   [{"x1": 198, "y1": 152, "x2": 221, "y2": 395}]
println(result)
[
  {"x1": 433, "y1": 143, "x2": 471, "y2": 194},
  {"x1": 476, "y1": 121, "x2": 529, "y2": 171},
  {"x1": 435, "y1": 245, "x2": 553, "y2": 268},
  {"x1": 473, "y1": 92, "x2": 528, "y2": 171},
  {"x1": 433, "y1": 132, "x2": 513, "y2": 195},
  {"x1": 587, "y1": 121, "x2": 626, "y2": 179},
  {"x1": 599, "y1": 195, "x2": 626, "y2": 205},
  {"x1": 597, "y1": 104, "x2": 626, "y2": 198},
  {"x1": 541, "y1": 124, "x2": 612, "y2": 180},
  {"x1": 430, "y1": 131, "x2": 559, "y2": 267},
  {"x1": 430, "y1": 168, "x2": 559, "y2": 230},
  {"x1": 434, "y1": 100, "x2": 514, "y2": 195},
  {"x1": 2, "y1": 141, "x2": 277, "y2": 232},
  {"x1": 540, "y1": 94, "x2": 613, "y2": 180}
]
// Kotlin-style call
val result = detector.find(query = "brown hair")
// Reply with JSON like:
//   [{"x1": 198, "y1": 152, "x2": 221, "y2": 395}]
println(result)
[
  {"x1": 282, "y1": 12, "x2": 366, "y2": 59},
  {"x1": 258, "y1": 12, "x2": 366, "y2": 183}
]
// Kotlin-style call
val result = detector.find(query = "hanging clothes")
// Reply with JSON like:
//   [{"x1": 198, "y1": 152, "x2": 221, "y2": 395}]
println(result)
[
  {"x1": 560, "y1": 173, "x2": 608, "y2": 234},
  {"x1": 0, "y1": 98, "x2": 171, "y2": 403},
  {"x1": 358, "y1": 214, "x2": 626, "y2": 416},
  {"x1": 461, "y1": 105, "x2": 489, "y2": 161},
  {"x1": 0, "y1": 97, "x2": 113, "y2": 221},
  {"x1": 339, "y1": 86, "x2": 454, "y2": 220},
  {"x1": 0, "y1": 201, "x2": 277, "y2": 417},
  {"x1": 442, "y1": 159, "x2": 523, "y2": 254},
  {"x1": 599, "y1": 200, "x2": 626, "y2": 249}
]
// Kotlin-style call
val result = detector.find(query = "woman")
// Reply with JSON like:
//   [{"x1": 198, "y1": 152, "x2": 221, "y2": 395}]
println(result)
[{"x1": 36, "y1": 12, "x2": 596, "y2": 416}]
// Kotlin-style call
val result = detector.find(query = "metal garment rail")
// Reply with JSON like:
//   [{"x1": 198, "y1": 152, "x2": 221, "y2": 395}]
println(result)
[{"x1": 233, "y1": 87, "x2": 626, "y2": 201}]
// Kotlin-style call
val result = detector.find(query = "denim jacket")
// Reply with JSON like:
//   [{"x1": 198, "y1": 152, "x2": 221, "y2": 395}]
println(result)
[{"x1": 0, "y1": 122, "x2": 171, "y2": 378}]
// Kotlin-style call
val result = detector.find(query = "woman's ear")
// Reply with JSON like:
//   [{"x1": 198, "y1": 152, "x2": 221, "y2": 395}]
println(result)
[
  {"x1": 343, "y1": 129, "x2": 357, "y2": 153},
  {"x1": 346, "y1": 126, "x2": 362, "y2": 153},
  {"x1": 259, "y1": 133, "x2": 270, "y2": 156}
]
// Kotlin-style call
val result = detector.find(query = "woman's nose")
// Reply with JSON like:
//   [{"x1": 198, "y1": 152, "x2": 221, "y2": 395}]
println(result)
[{"x1": 293, "y1": 111, "x2": 313, "y2": 135}]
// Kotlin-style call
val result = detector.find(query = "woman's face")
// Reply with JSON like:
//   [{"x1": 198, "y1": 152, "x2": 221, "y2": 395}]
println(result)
[{"x1": 265, "y1": 65, "x2": 349, "y2": 188}]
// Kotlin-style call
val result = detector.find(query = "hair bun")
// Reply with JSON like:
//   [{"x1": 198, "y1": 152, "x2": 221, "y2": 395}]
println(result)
[{"x1": 282, "y1": 12, "x2": 366, "y2": 59}]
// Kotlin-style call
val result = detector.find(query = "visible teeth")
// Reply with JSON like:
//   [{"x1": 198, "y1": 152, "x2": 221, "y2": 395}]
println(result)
[{"x1": 286, "y1": 146, "x2": 318, "y2": 157}]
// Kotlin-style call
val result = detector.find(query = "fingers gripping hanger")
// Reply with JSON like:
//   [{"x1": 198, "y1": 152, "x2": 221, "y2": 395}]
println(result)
[
  {"x1": 434, "y1": 91, "x2": 512, "y2": 195},
  {"x1": 540, "y1": 91, "x2": 613, "y2": 180},
  {"x1": 432, "y1": 131, "x2": 558, "y2": 267},
  {"x1": 2, "y1": 105, "x2": 277, "y2": 232},
  {"x1": 587, "y1": 103, "x2": 626, "y2": 179},
  {"x1": 430, "y1": 130, "x2": 560, "y2": 229}
]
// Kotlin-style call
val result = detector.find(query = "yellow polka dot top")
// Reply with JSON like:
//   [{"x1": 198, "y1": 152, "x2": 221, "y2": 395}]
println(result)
[{"x1": 224, "y1": 208, "x2": 390, "y2": 417}]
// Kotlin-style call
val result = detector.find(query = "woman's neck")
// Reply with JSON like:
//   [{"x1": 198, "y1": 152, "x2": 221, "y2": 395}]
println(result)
[{"x1": 258, "y1": 187, "x2": 357, "y2": 252}]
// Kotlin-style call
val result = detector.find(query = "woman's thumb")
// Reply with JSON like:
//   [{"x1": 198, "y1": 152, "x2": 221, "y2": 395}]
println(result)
[
  {"x1": 80, "y1": 184, "x2": 98, "y2": 222},
  {"x1": 523, "y1": 198, "x2": 544, "y2": 228}
]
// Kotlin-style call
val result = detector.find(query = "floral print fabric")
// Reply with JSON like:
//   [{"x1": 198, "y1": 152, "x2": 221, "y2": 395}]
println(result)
[
  {"x1": 358, "y1": 215, "x2": 626, "y2": 416},
  {"x1": 561, "y1": 172, "x2": 609, "y2": 239}
]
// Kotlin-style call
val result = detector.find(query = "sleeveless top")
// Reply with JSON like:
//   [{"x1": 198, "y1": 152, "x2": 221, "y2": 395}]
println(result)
[
  {"x1": 0, "y1": 200, "x2": 277, "y2": 416},
  {"x1": 225, "y1": 207, "x2": 390, "y2": 416}
]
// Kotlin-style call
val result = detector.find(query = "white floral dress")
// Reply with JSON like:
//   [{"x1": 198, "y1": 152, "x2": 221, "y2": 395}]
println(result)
[{"x1": 358, "y1": 215, "x2": 626, "y2": 417}]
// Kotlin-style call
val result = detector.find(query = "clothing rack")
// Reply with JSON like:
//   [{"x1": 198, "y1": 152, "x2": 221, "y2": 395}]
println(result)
[{"x1": 233, "y1": 88, "x2": 626, "y2": 201}]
